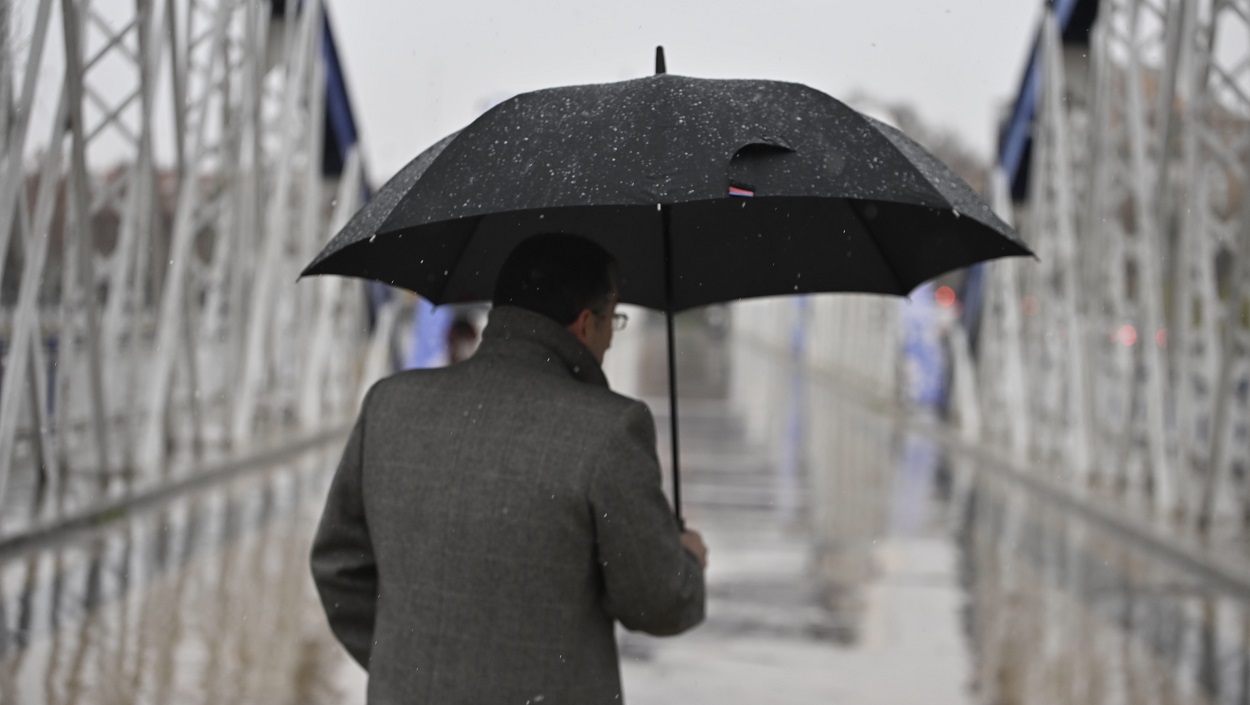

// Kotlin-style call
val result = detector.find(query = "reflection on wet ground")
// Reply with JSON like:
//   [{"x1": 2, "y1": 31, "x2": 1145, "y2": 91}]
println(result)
[
  {"x1": 0, "y1": 455, "x2": 361, "y2": 705},
  {"x1": 625, "y1": 313, "x2": 1250, "y2": 704},
  {"x1": 4, "y1": 312, "x2": 1250, "y2": 704},
  {"x1": 960, "y1": 475, "x2": 1250, "y2": 705}
]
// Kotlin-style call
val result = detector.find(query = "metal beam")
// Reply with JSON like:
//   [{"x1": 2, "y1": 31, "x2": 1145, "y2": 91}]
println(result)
[{"x1": 1, "y1": 0, "x2": 374, "y2": 535}]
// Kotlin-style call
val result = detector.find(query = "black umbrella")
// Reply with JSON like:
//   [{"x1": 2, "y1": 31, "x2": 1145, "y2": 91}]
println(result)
[{"x1": 303, "y1": 49, "x2": 1033, "y2": 522}]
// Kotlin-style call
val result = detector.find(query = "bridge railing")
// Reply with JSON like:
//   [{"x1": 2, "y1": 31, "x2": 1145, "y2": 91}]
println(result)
[
  {"x1": 975, "y1": 0, "x2": 1250, "y2": 540},
  {"x1": 0, "y1": 0, "x2": 375, "y2": 542}
]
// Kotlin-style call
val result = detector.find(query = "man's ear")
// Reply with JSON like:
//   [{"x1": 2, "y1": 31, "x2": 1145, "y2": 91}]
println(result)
[{"x1": 567, "y1": 308, "x2": 595, "y2": 346}]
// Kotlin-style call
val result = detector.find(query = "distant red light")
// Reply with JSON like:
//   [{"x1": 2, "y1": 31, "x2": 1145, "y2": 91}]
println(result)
[
  {"x1": 1156, "y1": 328, "x2": 1168, "y2": 348},
  {"x1": 935, "y1": 285, "x2": 957, "y2": 307},
  {"x1": 1116, "y1": 324, "x2": 1138, "y2": 346},
  {"x1": 1022, "y1": 294, "x2": 1039, "y2": 316}
]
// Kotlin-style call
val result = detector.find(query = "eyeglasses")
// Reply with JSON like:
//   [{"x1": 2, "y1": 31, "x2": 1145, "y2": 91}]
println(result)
[{"x1": 597, "y1": 310, "x2": 628, "y2": 331}]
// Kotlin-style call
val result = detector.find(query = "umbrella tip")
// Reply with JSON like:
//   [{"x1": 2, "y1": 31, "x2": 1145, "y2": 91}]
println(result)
[{"x1": 655, "y1": 46, "x2": 666, "y2": 75}]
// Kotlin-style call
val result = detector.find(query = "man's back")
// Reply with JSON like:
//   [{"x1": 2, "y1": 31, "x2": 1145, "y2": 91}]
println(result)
[{"x1": 312, "y1": 306, "x2": 704, "y2": 704}]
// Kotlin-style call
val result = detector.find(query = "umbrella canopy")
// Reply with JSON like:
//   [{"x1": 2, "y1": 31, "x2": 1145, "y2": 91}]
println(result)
[
  {"x1": 303, "y1": 73, "x2": 1031, "y2": 310},
  {"x1": 302, "y1": 60, "x2": 1033, "y2": 522}
]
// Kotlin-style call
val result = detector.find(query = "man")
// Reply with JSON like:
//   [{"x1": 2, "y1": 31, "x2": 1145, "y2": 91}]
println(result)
[{"x1": 311, "y1": 233, "x2": 707, "y2": 704}]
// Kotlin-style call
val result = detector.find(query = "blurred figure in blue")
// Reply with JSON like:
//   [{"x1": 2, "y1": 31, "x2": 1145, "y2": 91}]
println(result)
[
  {"x1": 403, "y1": 298, "x2": 454, "y2": 369},
  {"x1": 405, "y1": 299, "x2": 482, "y2": 369}
]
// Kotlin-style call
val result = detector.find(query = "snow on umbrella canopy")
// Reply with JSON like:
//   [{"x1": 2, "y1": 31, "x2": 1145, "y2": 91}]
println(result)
[{"x1": 301, "y1": 73, "x2": 1032, "y2": 311}]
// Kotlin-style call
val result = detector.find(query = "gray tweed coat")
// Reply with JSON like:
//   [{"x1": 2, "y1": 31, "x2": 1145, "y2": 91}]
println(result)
[{"x1": 311, "y1": 306, "x2": 705, "y2": 704}]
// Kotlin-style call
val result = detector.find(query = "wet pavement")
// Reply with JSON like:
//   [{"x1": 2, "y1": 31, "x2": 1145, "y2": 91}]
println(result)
[
  {"x1": 3, "y1": 312, "x2": 1250, "y2": 704},
  {"x1": 618, "y1": 314, "x2": 970, "y2": 704},
  {"x1": 0, "y1": 455, "x2": 360, "y2": 705}
]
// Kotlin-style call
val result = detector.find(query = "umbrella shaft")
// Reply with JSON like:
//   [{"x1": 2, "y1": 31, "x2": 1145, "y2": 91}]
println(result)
[
  {"x1": 661, "y1": 203, "x2": 683, "y2": 528},
  {"x1": 666, "y1": 307, "x2": 683, "y2": 529}
]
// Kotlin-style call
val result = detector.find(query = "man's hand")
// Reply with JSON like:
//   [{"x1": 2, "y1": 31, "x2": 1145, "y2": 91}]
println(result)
[{"x1": 680, "y1": 529, "x2": 708, "y2": 570}]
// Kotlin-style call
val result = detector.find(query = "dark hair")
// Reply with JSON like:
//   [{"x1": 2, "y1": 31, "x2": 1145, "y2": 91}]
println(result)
[{"x1": 492, "y1": 233, "x2": 617, "y2": 325}]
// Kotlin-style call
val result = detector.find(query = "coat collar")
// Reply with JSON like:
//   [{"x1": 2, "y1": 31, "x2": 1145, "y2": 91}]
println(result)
[{"x1": 477, "y1": 306, "x2": 609, "y2": 389}]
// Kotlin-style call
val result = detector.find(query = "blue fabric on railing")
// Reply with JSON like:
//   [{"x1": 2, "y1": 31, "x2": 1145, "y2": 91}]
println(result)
[{"x1": 997, "y1": 0, "x2": 1100, "y2": 202}]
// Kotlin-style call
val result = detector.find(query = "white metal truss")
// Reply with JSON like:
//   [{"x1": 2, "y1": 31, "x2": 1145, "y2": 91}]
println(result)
[
  {"x1": 977, "y1": 0, "x2": 1250, "y2": 536},
  {"x1": 1027, "y1": 13, "x2": 1098, "y2": 488},
  {"x1": 1186, "y1": 0, "x2": 1250, "y2": 533},
  {"x1": 0, "y1": 0, "x2": 371, "y2": 534},
  {"x1": 979, "y1": 173, "x2": 1032, "y2": 462}
]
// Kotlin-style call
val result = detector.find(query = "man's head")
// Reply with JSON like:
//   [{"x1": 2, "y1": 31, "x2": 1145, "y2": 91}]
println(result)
[{"x1": 493, "y1": 233, "x2": 620, "y2": 364}]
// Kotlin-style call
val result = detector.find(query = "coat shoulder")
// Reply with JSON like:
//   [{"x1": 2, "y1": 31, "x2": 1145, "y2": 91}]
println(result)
[{"x1": 359, "y1": 361, "x2": 650, "y2": 429}]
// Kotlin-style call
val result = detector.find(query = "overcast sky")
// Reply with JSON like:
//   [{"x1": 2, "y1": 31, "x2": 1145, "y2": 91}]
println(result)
[{"x1": 323, "y1": 1, "x2": 1045, "y2": 184}]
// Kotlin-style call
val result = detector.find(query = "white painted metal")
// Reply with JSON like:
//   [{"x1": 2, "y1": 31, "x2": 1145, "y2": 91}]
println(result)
[
  {"x1": 946, "y1": 321, "x2": 982, "y2": 443},
  {"x1": 1044, "y1": 13, "x2": 1094, "y2": 484},
  {"x1": 62, "y1": 0, "x2": 118, "y2": 481},
  {"x1": 977, "y1": 0, "x2": 1250, "y2": 537},
  {"x1": 0, "y1": 0, "x2": 55, "y2": 289},
  {"x1": 980, "y1": 171, "x2": 1031, "y2": 461},
  {"x1": 230, "y1": 0, "x2": 320, "y2": 445},
  {"x1": 1122, "y1": 0, "x2": 1179, "y2": 513},
  {"x1": 0, "y1": 94, "x2": 68, "y2": 507},
  {"x1": 298, "y1": 147, "x2": 361, "y2": 427},
  {"x1": 0, "y1": 0, "x2": 372, "y2": 531}
]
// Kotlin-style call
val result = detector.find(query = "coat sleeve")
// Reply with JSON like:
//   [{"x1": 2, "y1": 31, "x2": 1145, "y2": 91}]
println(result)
[
  {"x1": 310, "y1": 394, "x2": 378, "y2": 669},
  {"x1": 589, "y1": 400, "x2": 705, "y2": 636}
]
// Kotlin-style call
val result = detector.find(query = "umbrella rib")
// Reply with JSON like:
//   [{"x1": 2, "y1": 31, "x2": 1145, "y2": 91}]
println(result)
[
  {"x1": 440, "y1": 215, "x2": 489, "y2": 302},
  {"x1": 864, "y1": 117, "x2": 959, "y2": 211},
  {"x1": 848, "y1": 201, "x2": 906, "y2": 294}
]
